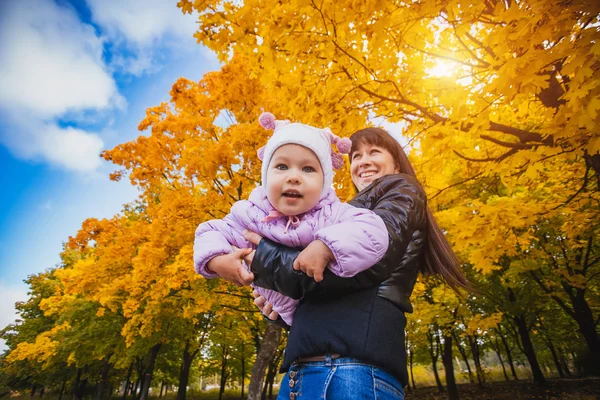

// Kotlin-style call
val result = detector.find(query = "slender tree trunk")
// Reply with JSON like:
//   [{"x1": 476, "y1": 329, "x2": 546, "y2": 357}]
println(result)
[
  {"x1": 240, "y1": 341, "x2": 246, "y2": 399},
  {"x1": 512, "y1": 314, "x2": 545, "y2": 383},
  {"x1": 95, "y1": 356, "x2": 112, "y2": 400},
  {"x1": 159, "y1": 382, "x2": 165, "y2": 398},
  {"x1": 546, "y1": 340, "x2": 565, "y2": 378},
  {"x1": 261, "y1": 353, "x2": 279, "y2": 400},
  {"x1": 427, "y1": 331, "x2": 443, "y2": 392},
  {"x1": 442, "y1": 334, "x2": 459, "y2": 400},
  {"x1": 122, "y1": 363, "x2": 133, "y2": 400},
  {"x1": 30, "y1": 385, "x2": 37, "y2": 397},
  {"x1": 132, "y1": 380, "x2": 140, "y2": 400},
  {"x1": 248, "y1": 324, "x2": 282, "y2": 400},
  {"x1": 76, "y1": 378, "x2": 88, "y2": 400},
  {"x1": 72, "y1": 369, "x2": 82, "y2": 400},
  {"x1": 498, "y1": 326, "x2": 518, "y2": 380},
  {"x1": 177, "y1": 341, "x2": 197, "y2": 400},
  {"x1": 218, "y1": 344, "x2": 229, "y2": 400},
  {"x1": 492, "y1": 337, "x2": 509, "y2": 381},
  {"x1": 409, "y1": 348, "x2": 417, "y2": 390},
  {"x1": 452, "y1": 331, "x2": 474, "y2": 384},
  {"x1": 560, "y1": 351, "x2": 572, "y2": 377},
  {"x1": 39, "y1": 387, "x2": 44, "y2": 398},
  {"x1": 140, "y1": 343, "x2": 162, "y2": 400},
  {"x1": 466, "y1": 335, "x2": 485, "y2": 387},
  {"x1": 58, "y1": 378, "x2": 67, "y2": 400}
]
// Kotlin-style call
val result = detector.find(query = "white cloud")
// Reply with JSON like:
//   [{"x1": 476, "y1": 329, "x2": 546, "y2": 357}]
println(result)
[
  {"x1": 86, "y1": 0, "x2": 198, "y2": 46},
  {"x1": 86, "y1": 0, "x2": 199, "y2": 75},
  {"x1": 0, "y1": 281, "x2": 28, "y2": 353},
  {"x1": 0, "y1": 0, "x2": 124, "y2": 172},
  {"x1": 1, "y1": 118, "x2": 104, "y2": 172},
  {"x1": 0, "y1": 0, "x2": 123, "y2": 118}
]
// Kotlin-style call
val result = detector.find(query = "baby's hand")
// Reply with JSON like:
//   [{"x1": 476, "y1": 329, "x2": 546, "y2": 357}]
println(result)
[
  {"x1": 293, "y1": 240, "x2": 334, "y2": 282},
  {"x1": 207, "y1": 248, "x2": 254, "y2": 286}
]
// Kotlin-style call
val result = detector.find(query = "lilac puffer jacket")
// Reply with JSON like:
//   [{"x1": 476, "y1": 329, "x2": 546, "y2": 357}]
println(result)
[{"x1": 194, "y1": 186, "x2": 389, "y2": 325}]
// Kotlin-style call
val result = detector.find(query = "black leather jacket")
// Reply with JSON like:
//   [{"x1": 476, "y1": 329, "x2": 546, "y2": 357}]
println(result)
[{"x1": 251, "y1": 173, "x2": 428, "y2": 314}]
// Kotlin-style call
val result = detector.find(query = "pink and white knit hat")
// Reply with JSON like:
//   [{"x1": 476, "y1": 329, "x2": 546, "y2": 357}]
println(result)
[{"x1": 257, "y1": 112, "x2": 351, "y2": 196}]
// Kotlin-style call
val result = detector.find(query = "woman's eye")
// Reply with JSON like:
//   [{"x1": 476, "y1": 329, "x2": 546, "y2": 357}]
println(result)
[
  {"x1": 371, "y1": 149, "x2": 380, "y2": 155},
  {"x1": 303, "y1": 166, "x2": 315, "y2": 173},
  {"x1": 352, "y1": 153, "x2": 360, "y2": 160},
  {"x1": 275, "y1": 164, "x2": 288, "y2": 170}
]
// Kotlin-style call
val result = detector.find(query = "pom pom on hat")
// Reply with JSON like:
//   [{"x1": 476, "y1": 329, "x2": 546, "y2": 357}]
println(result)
[
  {"x1": 259, "y1": 112, "x2": 276, "y2": 130},
  {"x1": 257, "y1": 146, "x2": 265, "y2": 160},
  {"x1": 335, "y1": 137, "x2": 352, "y2": 154},
  {"x1": 331, "y1": 152, "x2": 345, "y2": 170}
]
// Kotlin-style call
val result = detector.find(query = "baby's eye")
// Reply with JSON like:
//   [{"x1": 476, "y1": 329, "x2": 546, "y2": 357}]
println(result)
[
  {"x1": 303, "y1": 166, "x2": 316, "y2": 173},
  {"x1": 275, "y1": 164, "x2": 288, "y2": 170}
]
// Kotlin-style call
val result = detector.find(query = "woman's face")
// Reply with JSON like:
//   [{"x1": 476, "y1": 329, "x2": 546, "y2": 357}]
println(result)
[{"x1": 350, "y1": 143, "x2": 399, "y2": 191}]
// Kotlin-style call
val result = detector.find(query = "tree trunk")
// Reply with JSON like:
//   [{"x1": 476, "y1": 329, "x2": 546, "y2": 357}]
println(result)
[
  {"x1": 73, "y1": 368, "x2": 83, "y2": 400},
  {"x1": 159, "y1": 382, "x2": 165, "y2": 398},
  {"x1": 72, "y1": 369, "x2": 82, "y2": 400},
  {"x1": 240, "y1": 341, "x2": 246, "y2": 399},
  {"x1": 560, "y1": 351, "x2": 572, "y2": 377},
  {"x1": 39, "y1": 387, "x2": 44, "y2": 398},
  {"x1": 261, "y1": 353, "x2": 278, "y2": 400},
  {"x1": 30, "y1": 385, "x2": 38, "y2": 397},
  {"x1": 409, "y1": 348, "x2": 416, "y2": 390},
  {"x1": 95, "y1": 356, "x2": 112, "y2": 400},
  {"x1": 140, "y1": 343, "x2": 162, "y2": 400},
  {"x1": 546, "y1": 340, "x2": 565, "y2": 378},
  {"x1": 121, "y1": 363, "x2": 133, "y2": 400},
  {"x1": 76, "y1": 378, "x2": 88, "y2": 400},
  {"x1": 132, "y1": 380, "x2": 140, "y2": 400},
  {"x1": 572, "y1": 294, "x2": 600, "y2": 376},
  {"x1": 218, "y1": 344, "x2": 229, "y2": 400},
  {"x1": 427, "y1": 331, "x2": 443, "y2": 392},
  {"x1": 247, "y1": 323, "x2": 282, "y2": 400},
  {"x1": 498, "y1": 327, "x2": 519, "y2": 380},
  {"x1": 452, "y1": 331, "x2": 474, "y2": 384},
  {"x1": 58, "y1": 378, "x2": 67, "y2": 400},
  {"x1": 177, "y1": 341, "x2": 197, "y2": 400},
  {"x1": 513, "y1": 314, "x2": 545, "y2": 384},
  {"x1": 492, "y1": 337, "x2": 510, "y2": 381},
  {"x1": 442, "y1": 334, "x2": 459, "y2": 400},
  {"x1": 466, "y1": 335, "x2": 485, "y2": 387}
]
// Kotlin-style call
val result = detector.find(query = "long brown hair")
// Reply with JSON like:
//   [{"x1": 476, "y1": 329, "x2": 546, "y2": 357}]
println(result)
[{"x1": 350, "y1": 127, "x2": 469, "y2": 292}]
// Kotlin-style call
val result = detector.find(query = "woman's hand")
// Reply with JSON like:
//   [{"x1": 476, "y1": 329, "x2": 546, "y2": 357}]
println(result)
[
  {"x1": 242, "y1": 230, "x2": 264, "y2": 265},
  {"x1": 252, "y1": 290, "x2": 279, "y2": 320},
  {"x1": 293, "y1": 240, "x2": 334, "y2": 282},
  {"x1": 206, "y1": 249, "x2": 254, "y2": 287}
]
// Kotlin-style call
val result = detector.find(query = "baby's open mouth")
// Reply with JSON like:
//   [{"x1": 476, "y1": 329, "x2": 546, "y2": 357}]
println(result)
[{"x1": 282, "y1": 190, "x2": 302, "y2": 198}]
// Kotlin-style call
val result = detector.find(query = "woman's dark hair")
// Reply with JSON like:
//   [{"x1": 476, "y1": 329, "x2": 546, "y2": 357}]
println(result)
[{"x1": 350, "y1": 127, "x2": 469, "y2": 292}]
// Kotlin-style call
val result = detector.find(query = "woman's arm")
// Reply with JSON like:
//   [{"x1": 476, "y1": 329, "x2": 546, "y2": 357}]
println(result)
[{"x1": 250, "y1": 174, "x2": 427, "y2": 299}]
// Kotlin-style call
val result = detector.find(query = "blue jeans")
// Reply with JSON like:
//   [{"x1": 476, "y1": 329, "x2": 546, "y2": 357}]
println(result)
[{"x1": 276, "y1": 355, "x2": 405, "y2": 399}]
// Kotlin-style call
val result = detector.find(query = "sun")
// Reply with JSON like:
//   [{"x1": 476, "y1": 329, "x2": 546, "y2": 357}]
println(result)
[{"x1": 426, "y1": 59, "x2": 459, "y2": 78}]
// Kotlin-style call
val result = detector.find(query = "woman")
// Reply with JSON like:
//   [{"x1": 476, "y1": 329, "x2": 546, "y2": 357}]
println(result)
[{"x1": 208, "y1": 127, "x2": 467, "y2": 399}]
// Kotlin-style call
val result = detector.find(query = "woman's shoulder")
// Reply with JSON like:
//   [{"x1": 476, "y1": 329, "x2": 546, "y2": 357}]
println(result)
[{"x1": 359, "y1": 173, "x2": 426, "y2": 201}]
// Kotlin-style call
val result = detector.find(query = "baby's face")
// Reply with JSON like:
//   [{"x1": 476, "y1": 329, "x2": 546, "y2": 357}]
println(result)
[{"x1": 266, "y1": 144, "x2": 324, "y2": 216}]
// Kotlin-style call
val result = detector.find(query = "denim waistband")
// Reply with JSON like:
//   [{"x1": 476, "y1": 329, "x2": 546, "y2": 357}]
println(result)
[{"x1": 292, "y1": 354, "x2": 372, "y2": 367}]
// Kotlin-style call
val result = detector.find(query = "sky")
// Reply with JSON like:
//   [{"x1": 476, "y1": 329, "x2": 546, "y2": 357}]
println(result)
[{"x1": 0, "y1": 0, "x2": 220, "y2": 349}]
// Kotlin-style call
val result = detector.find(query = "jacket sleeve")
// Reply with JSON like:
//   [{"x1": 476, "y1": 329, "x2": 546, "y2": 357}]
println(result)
[
  {"x1": 314, "y1": 204, "x2": 389, "y2": 277},
  {"x1": 250, "y1": 174, "x2": 427, "y2": 299},
  {"x1": 193, "y1": 202, "x2": 254, "y2": 278}
]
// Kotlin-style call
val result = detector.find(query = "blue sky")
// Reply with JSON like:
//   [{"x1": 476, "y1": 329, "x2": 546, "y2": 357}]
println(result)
[{"x1": 0, "y1": 0, "x2": 220, "y2": 348}]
